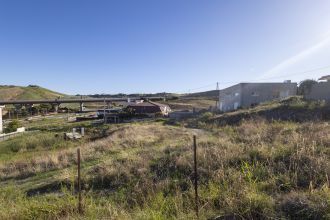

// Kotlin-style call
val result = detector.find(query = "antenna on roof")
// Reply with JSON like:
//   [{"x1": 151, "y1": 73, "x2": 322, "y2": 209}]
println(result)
[{"x1": 216, "y1": 82, "x2": 220, "y2": 90}]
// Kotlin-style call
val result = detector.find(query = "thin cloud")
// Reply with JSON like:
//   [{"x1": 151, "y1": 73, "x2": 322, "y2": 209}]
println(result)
[{"x1": 258, "y1": 36, "x2": 330, "y2": 80}]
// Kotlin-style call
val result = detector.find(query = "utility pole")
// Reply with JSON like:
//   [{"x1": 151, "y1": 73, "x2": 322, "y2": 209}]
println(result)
[
  {"x1": 216, "y1": 82, "x2": 220, "y2": 110},
  {"x1": 0, "y1": 106, "x2": 4, "y2": 134},
  {"x1": 103, "y1": 98, "x2": 106, "y2": 124}
]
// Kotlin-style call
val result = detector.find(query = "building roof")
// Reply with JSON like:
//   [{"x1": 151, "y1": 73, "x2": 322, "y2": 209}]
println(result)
[
  {"x1": 220, "y1": 82, "x2": 297, "y2": 91},
  {"x1": 319, "y1": 75, "x2": 330, "y2": 81}
]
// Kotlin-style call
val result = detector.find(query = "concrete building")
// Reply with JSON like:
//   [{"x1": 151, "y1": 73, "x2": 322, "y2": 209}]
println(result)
[
  {"x1": 219, "y1": 82, "x2": 297, "y2": 112},
  {"x1": 305, "y1": 76, "x2": 330, "y2": 101},
  {"x1": 0, "y1": 106, "x2": 4, "y2": 133}
]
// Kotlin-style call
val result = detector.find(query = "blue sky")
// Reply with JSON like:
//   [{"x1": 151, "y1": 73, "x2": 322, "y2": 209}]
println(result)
[{"x1": 1, "y1": 0, "x2": 330, "y2": 94}]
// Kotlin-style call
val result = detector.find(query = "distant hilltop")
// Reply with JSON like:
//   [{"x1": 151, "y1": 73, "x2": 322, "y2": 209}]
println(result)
[
  {"x1": 0, "y1": 84, "x2": 220, "y2": 101},
  {"x1": 87, "y1": 90, "x2": 219, "y2": 100},
  {"x1": 182, "y1": 90, "x2": 219, "y2": 99},
  {"x1": 0, "y1": 85, "x2": 67, "y2": 101}
]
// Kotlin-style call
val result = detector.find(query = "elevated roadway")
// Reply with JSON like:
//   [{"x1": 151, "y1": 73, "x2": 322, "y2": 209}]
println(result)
[{"x1": 0, "y1": 97, "x2": 165, "y2": 112}]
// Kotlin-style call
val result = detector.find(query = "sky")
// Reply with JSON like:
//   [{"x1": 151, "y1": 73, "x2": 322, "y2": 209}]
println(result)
[{"x1": 1, "y1": 0, "x2": 330, "y2": 95}]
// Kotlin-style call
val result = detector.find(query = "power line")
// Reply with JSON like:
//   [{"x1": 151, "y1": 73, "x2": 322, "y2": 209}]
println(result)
[
  {"x1": 174, "y1": 64, "x2": 330, "y2": 94},
  {"x1": 256, "y1": 64, "x2": 330, "y2": 81},
  {"x1": 175, "y1": 83, "x2": 216, "y2": 94}
]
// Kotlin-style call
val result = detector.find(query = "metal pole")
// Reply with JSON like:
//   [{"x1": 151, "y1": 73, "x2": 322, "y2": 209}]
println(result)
[
  {"x1": 193, "y1": 135, "x2": 199, "y2": 218},
  {"x1": 217, "y1": 84, "x2": 222, "y2": 111},
  {"x1": 103, "y1": 98, "x2": 106, "y2": 124},
  {"x1": 77, "y1": 148, "x2": 82, "y2": 213}
]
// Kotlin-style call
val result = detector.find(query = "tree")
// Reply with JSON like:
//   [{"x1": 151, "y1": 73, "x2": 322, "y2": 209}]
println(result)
[
  {"x1": 31, "y1": 105, "x2": 41, "y2": 115},
  {"x1": 298, "y1": 79, "x2": 317, "y2": 96},
  {"x1": 4, "y1": 120, "x2": 21, "y2": 133},
  {"x1": 39, "y1": 103, "x2": 52, "y2": 113}
]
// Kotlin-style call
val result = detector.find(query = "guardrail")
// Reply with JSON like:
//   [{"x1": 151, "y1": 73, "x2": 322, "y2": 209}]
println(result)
[
  {"x1": 0, "y1": 130, "x2": 38, "y2": 142},
  {"x1": 0, "y1": 97, "x2": 165, "y2": 105}
]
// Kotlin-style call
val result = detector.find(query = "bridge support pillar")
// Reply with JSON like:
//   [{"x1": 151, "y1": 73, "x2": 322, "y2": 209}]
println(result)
[
  {"x1": 0, "y1": 106, "x2": 4, "y2": 134},
  {"x1": 80, "y1": 103, "x2": 84, "y2": 112},
  {"x1": 52, "y1": 104, "x2": 59, "y2": 113}
]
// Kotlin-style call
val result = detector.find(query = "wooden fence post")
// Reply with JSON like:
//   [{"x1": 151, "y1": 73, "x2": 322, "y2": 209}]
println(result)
[
  {"x1": 193, "y1": 135, "x2": 199, "y2": 218},
  {"x1": 77, "y1": 148, "x2": 82, "y2": 213}
]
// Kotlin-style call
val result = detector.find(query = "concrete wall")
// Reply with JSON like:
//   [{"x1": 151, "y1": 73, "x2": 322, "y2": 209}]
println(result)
[
  {"x1": 305, "y1": 81, "x2": 330, "y2": 101},
  {"x1": 219, "y1": 83, "x2": 297, "y2": 112},
  {"x1": 241, "y1": 83, "x2": 297, "y2": 107},
  {"x1": 219, "y1": 84, "x2": 242, "y2": 112},
  {"x1": 169, "y1": 111, "x2": 194, "y2": 120}
]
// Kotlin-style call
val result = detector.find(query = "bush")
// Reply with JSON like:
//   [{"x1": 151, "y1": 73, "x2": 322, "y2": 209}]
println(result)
[
  {"x1": 155, "y1": 112, "x2": 164, "y2": 118},
  {"x1": 280, "y1": 191, "x2": 330, "y2": 220},
  {"x1": 200, "y1": 112, "x2": 214, "y2": 121},
  {"x1": 4, "y1": 120, "x2": 21, "y2": 133},
  {"x1": 298, "y1": 79, "x2": 317, "y2": 96},
  {"x1": 239, "y1": 190, "x2": 275, "y2": 219}
]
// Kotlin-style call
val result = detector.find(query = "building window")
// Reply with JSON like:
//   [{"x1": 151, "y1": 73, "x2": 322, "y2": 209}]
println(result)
[{"x1": 235, "y1": 92, "x2": 240, "y2": 96}]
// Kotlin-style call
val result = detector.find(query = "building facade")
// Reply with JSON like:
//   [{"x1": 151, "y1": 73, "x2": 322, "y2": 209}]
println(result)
[{"x1": 219, "y1": 82, "x2": 297, "y2": 112}]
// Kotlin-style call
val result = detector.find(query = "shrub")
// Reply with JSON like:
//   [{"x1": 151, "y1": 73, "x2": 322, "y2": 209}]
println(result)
[
  {"x1": 233, "y1": 189, "x2": 276, "y2": 219},
  {"x1": 298, "y1": 79, "x2": 318, "y2": 96},
  {"x1": 155, "y1": 112, "x2": 164, "y2": 118},
  {"x1": 280, "y1": 191, "x2": 330, "y2": 220},
  {"x1": 4, "y1": 120, "x2": 21, "y2": 133},
  {"x1": 200, "y1": 112, "x2": 214, "y2": 121}
]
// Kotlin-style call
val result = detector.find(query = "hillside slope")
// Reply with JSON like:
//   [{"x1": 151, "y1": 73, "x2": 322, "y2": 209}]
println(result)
[
  {"x1": 183, "y1": 89, "x2": 219, "y2": 99},
  {"x1": 190, "y1": 96, "x2": 330, "y2": 126},
  {"x1": 0, "y1": 85, "x2": 66, "y2": 100}
]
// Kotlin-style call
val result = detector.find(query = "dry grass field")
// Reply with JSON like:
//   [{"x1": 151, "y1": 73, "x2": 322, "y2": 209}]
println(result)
[
  {"x1": 163, "y1": 97, "x2": 217, "y2": 111},
  {"x1": 0, "y1": 97, "x2": 330, "y2": 219}
]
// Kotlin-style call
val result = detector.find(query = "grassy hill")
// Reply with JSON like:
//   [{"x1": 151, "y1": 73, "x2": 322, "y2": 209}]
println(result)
[
  {"x1": 164, "y1": 98, "x2": 217, "y2": 111},
  {"x1": 183, "y1": 89, "x2": 219, "y2": 99},
  {"x1": 0, "y1": 85, "x2": 66, "y2": 100},
  {"x1": 0, "y1": 97, "x2": 330, "y2": 219},
  {"x1": 87, "y1": 90, "x2": 219, "y2": 100},
  {"x1": 163, "y1": 90, "x2": 218, "y2": 111}
]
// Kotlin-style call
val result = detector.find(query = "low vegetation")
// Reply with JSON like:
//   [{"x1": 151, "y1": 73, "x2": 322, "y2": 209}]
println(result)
[
  {"x1": 4, "y1": 119, "x2": 21, "y2": 133},
  {"x1": 0, "y1": 85, "x2": 66, "y2": 100},
  {"x1": 0, "y1": 97, "x2": 330, "y2": 219}
]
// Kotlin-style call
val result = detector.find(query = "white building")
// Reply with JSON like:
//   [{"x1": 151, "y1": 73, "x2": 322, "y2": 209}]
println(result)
[
  {"x1": 219, "y1": 82, "x2": 297, "y2": 112},
  {"x1": 0, "y1": 106, "x2": 4, "y2": 133}
]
